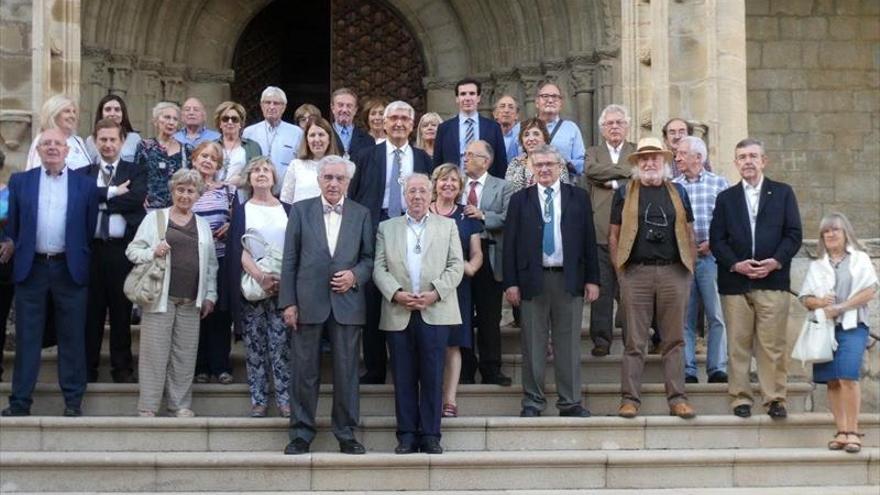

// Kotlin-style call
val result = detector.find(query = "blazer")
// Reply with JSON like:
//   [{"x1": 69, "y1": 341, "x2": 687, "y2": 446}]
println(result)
[
  {"x1": 503, "y1": 183, "x2": 601, "y2": 299},
  {"x1": 7, "y1": 167, "x2": 98, "y2": 285},
  {"x1": 278, "y1": 196, "x2": 374, "y2": 326},
  {"x1": 471, "y1": 174, "x2": 515, "y2": 281},
  {"x1": 125, "y1": 208, "x2": 219, "y2": 313},
  {"x1": 582, "y1": 141, "x2": 636, "y2": 245},
  {"x1": 333, "y1": 125, "x2": 375, "y2": 158},
  {"x1": 432, "y1": 115, "x2": 508, "y2": 179},
  {"x1": 372, "y1": 214, "x2": 464, "y2": 330},
  {"x1": 80, "y1": 159, "x2": 147, "y2": 242},
  {"x1": 710, "y1": 177, "x2": 802, "y2": 295},
  {"x1": 349, "y1": 142, "x2": 432, "y2": 232}
]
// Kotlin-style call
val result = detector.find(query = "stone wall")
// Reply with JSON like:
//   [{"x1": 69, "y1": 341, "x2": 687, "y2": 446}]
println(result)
[
  {"x1": 0, "y1": 0, "x2": 33, "y2": 178},
  {"x1": 746, "y1": 0, "x2": 880, "y2": 238}
]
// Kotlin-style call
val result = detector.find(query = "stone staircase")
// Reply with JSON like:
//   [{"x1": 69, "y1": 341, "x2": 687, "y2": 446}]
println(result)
[{"x1": 1, "y1": 322, "x2": 878, "y2": 493}]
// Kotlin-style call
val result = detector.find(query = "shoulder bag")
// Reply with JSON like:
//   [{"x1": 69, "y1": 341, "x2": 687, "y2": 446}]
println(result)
[
  {"x1": 123, "y1": 210, "x2": 168, "y2": 306},
  {"x1": 240, "y1": 228, "x2": 283, "y2": 302}
]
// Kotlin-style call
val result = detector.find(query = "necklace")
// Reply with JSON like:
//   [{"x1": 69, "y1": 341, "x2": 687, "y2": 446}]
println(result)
[
  {"x1": 829, "y1": 252, "x2": 848, "y2": 268},
  {"x1": 407, "y1": 220, "x2": 426, "y2": 254},
  {"x1": 433, "y1": 202, "x2": 456, "y2": 217}
]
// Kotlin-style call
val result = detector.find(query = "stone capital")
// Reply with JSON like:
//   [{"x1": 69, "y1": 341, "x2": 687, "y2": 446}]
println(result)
[{"x1": 0, "y1": 110, "x2": 33, "y2": 151}]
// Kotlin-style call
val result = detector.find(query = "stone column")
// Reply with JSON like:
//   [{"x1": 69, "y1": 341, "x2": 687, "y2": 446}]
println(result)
[
  {"x1": 570, "y1": 64, "x2": 596, "y2": 146},
  {"x1": 518, "y1": 66, "x2": 543, "y2": 119},
  {"x1": 32, "y1": 0, "x2": 82, "y2": 128}
]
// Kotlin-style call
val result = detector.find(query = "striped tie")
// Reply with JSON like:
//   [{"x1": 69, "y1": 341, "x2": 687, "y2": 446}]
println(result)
[{"x1": 465, "y1": 118, "x2": 475, "y2": 145}]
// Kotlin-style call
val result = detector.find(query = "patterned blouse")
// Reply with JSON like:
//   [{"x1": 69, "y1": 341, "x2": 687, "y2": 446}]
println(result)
[
  {"x1": 136, "y1": 138, "x2": 192, "y2": 209},
  {"x1": 504, "y1": 154, "x2": 571, "y2": 192},
  {"x1": 192, "y1": 183, "x2": 235, "y2": 259}
]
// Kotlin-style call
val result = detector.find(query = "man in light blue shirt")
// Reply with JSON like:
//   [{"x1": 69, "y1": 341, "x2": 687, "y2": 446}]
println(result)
[
  {"x1": 242, "y1": 86, "x2": 304, "y2": 180},
  {"x1": 536, "y1": 82, "x2": 586, "y2": 176},
  {"x1": 494, "y1": 95, "x2": 521, "y2": 160},
  {"x1": 173, "y1": 97, "x2": 221, "y2": 147}
]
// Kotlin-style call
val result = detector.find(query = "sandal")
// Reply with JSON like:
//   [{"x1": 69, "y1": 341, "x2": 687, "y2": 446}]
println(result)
[
  {"x1": 442, "y1": 403, "x2": 458, "y2": 418},
  {"x1": 827, "y1": 431, "x2": 847, "y2": 450},
  {"x1": 844, "y1": 432, "x2": 863, "y2": 453}
]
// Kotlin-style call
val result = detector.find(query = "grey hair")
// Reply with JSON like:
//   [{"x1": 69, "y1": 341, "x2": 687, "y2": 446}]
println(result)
[
  {"x1": 598, "y1": 104, "x2": 631, "y2": 127},
  {"x1": 817, "y1": 212, "x2": 864, "y2": 256},
  {"x1": 317, "y1": 154, "x2": 356, "y2": 179},
  {"x1": 530, "y1": 144, "x2": 566, "y2": 168},
  {"x1": 735, "y1": 137, "x2": 766, "y2": 156},
  {"x1": 680, "y1": 136, "x2": 708, "y2": 166},
  {"x1": 261, "y1": 86, "x2": 287, "y2": 104},
  {"x1": 168, "y1": 168, "x2": 206, "y2": 196},
  {"x1": 471, "y1": 139, "x2": 494, "y2": 163},
  {"x1": 383, "y1": 100, "x2": 415, "y2": 120},
  {"x1": 631, "y1": 163, "x2": 674, "y2": 181},
  {"x1": 151, "y1": 101, "x2": 181, "y2": 121},
  {"x1": 404, "y1": 172, "x2": 432, "y2": 191},
  {"x1": 237, "y1": 155, "x2": 280, "y2": 199}
]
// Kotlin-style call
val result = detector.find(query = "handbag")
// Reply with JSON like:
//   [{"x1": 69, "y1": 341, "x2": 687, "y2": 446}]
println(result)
[
  {"x1": 240, "y1": 228, "x2": 283, "y2": 302},
  {"x1": 791, "y1": 308, "x2": 837, "y2": 366},
  {"x1": 123, "y1": 210, "x2": 168, "y2": 306}
]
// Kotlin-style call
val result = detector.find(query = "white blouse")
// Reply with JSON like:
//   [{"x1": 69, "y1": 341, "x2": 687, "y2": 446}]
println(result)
[{"x1": 279, "y1": 158, "x2": 321, "y2": 205}]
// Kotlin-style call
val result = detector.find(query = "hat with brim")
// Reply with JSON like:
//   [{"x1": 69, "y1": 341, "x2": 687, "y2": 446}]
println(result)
[{"x1": 627, "y1": 136, "x2": 674, "y2": 164}]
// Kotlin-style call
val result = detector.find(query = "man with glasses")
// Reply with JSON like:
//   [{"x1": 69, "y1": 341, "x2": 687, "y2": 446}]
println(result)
[
  {"x1": 242, "y1": 86, "x2": 304, "y2": 179},
  {"x1": 535, "y1": 82, "x2": 586, "y2": 176},
  {"x1": 609, "y1": 137, "x2": 698, "y2": 420}
]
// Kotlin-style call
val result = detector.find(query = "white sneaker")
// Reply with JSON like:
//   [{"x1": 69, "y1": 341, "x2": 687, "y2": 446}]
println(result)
[
  {"x1": 137, "y1": 410, "x2": 155, "y2": 417},
  {"x1": 174, "y1": 408, "x2": 195, "y2": 418}
]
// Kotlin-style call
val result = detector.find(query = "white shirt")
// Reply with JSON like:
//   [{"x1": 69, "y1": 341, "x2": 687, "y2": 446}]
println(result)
[
  {"x1": 244, "y1": 202, "x2": 288, "y2": 258},
  {"x1": 462, "y1": 171, "x2": 488, "y2": 208},
  {"x1": 537, "y1": 180, "x2": 563, "y2": 267},
  {"x1": 219, "y1": 145, "x2": 247, "y2": 183},
  {"x1": 94, "y1": 158, "x2": 127, "y2": 239},
  {"x1": 606, "y1": 141, "x2": 623, "y2": 164},
  {"x1": 383, "y1": 141, "x2": 414, "y2": 209},
  {"x1": 280, "y1": 159, "x2": 321, "y2": 205},
  {"x1": 241, "y1": 119, "x2": 304, "y2": 179},
  {"x1": 36, "y1": 167, "x2": 69, "y2": 254},
  {"x1": 405, "y1": 212, "x2": 428, "y2": 293},
  {"x1": 322, "y1": 195, "x2": 344, "y2": 257},
  {"x1": 742, "y1": 176, "x2": 764, "y2": 256}
]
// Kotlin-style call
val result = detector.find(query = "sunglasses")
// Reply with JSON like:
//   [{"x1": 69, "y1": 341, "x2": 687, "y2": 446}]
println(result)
[{"x1": 221, "y1": 115, "x2": 241, "y2": 123}]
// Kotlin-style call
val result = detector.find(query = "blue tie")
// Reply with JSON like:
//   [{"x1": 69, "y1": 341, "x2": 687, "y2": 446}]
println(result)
[{"x1": 542, "y1": 187, "x2": 555, "y2": 256}]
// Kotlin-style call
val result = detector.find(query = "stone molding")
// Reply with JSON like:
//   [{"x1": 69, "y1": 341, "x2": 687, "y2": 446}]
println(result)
[{"x1": 0, "y1": 111, "x2": 33, "y2": 151}]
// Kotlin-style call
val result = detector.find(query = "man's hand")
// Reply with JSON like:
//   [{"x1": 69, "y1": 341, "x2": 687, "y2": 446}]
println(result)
[
  {"x1": 410, "y1": 290, "x2": 439, "y2": 310},
  {"x1": 733, "y1": 259, "x2": 760, "y2": 277},
  {"x1": 505, "y1": 286, "x2": 521, "y2": 307},
  {"x1": 200, "y1": 300, "x2": 215, "y2": 319},
  {"x1": 331, "y1": 270, "x2": 356, "y2": 293},
  {"x1": 116, "y1": 179, "x2": 131, "y2": 196},
  {"x1": 697, "y1": 241, "x2": 711, "y2": 256},
  {"x1": 462, "y1": 205, "x2": 484, "y2": 221},
  {"x1": 283, "y1": 305, "x2": 299, "y2": 330},
  {"x1": 393, "y1": 290, "x2": 419, "y2": 309},
  {"x1": 0, "y1": 240, "x2": 14, "y2": 264},
  {"x1": 750, "y1": 258, "x2": 781, "y2": 279},
  {"x1": 584, "y1": 283, "x2": 600, "y2": 303}
]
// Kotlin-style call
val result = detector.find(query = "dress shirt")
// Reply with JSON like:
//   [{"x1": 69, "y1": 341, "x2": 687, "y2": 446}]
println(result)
[
  {"x1": 383, "y1": 141, "x2": 415, "y2": 209},
  {"x1": 458, "y1": 112, "x2": 481, "y2": 157},
  {"x1": 173, "y1": 126, "x2": 221, "y2": 147},
  {"x1": 606, "y1": 141, "x2": 623, "y2": 165},
  {"x1": 94, "y1": 158, "x2": 127, "y2": 239},
  {"x1": 546, "y1": 118, "x2": 586, "y2": 175},
  {"x1": 461, "y1": 171, "x2": 488, "y2": 208},
  {"x1": 502, "y1": 121, "x2": 522, "y2": 161},
  {"x1": 322, "y1": 195, "x2": 344, "y2": 257},
  {"x1": 242, "y1": 120, "x2": 304, "y2": 179},
  {"x1": 36, "y1": 167, "x2": 69, "y2": 254},
  {"x1": 742, "y1": 176, "x2": 764, "y2": 257},
  {"x1": 405, "y1": 212, "x2": 429, "y2": 293},
  {"x1": 537, "y1": 180, "x2": 563, "y2": 267},
  {"x1": 333, "y1": 123, "x2": 354, "y2": 153},
  {"x1": 672, "y1": 169, "x2": 729, "y2": 245}
]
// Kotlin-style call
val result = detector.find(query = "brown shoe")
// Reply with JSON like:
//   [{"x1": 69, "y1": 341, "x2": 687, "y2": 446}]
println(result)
[
  {"x1": 618, "y1": 403, "x2": 639, "y2": 418},
  {"x1": 670, "y1": 402, "x2": 696, "y2": 419}
]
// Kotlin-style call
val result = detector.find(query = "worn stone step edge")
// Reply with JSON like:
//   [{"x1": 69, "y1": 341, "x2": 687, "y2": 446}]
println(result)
[{"x1": 12, "y1": 488, "x2": 880, "y2": 495}]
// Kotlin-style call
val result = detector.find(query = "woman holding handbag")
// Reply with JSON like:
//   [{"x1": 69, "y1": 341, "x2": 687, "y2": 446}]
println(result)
[
  {"x1": 126, "y1": 169, "x2": 218, "y2": 417},
  {"x1": 227, "y1": 156, "x2": 292, "y2": 417},
  {"x1": 799, "y1": 212, "x2": 877, "y2": 453}
]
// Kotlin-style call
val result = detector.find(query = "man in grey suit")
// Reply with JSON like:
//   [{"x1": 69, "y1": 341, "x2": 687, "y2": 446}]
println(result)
[
  {"x1": 373, "y1": 173, "x2": 464, "y2": 455},
  {"x1": 460, "y1": 140, "x2": 515, "y2": 385},
  {"x1": 279, "y1": 155, "x2": 374, "y2": 455}
]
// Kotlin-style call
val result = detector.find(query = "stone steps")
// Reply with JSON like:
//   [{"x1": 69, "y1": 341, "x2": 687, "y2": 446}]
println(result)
[{"x1": 14, "y1": 489, "x2": 880, "y2": 495}]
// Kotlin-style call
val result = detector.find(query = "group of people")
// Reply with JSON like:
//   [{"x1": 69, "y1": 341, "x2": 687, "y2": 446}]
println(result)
[{"x1": 0, "y1": 77, "x2": 875, "y2": 456}]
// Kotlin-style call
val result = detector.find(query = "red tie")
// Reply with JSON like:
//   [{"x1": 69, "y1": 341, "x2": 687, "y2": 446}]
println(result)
[{"x1": 467, "y1": 181, "x2": 479, "y2": 206}]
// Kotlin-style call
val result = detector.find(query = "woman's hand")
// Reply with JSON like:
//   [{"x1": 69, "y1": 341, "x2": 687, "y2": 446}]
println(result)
[
  {"x1": 214, "y1": 223, "x2": 230, "y2": 240},
  {"x1": 258, "y1": 272, "x2": 280, "y2": 294},
  {"x1": 153, "y1": 240, "x2": 171, "y2": 258},
  {"x1": 0, "y1": 240, "x2": 14, "y2": 264},
  {"x1": 200, "y1": 300, "x2": 215, "y2": 319}
]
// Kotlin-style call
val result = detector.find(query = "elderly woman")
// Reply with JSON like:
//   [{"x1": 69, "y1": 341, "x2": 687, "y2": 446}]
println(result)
[
  {"x1": 214, "y1": 101, "x2": 262, "y2": 187},
  {"x1": 85, "y1": 94, "x2": 142, "y2": 163},
  {"x1": 416, "y1": 112, "x2": 442, "y2": 158},
  {"x1": 280, "y1": 117, "x2": 340, "y2": 205},
  {"x1": 188, "y1": 141, "x2": 236, "y2": 385},
  {"x1": 799, "y1": 212, "x2": 878, "y2": 453},
  {"x1": 26, "y1": 94, "x2": 91, "y2": 170},
  {"x1": 360, "y1": 97, "x2": 387, "y2": 143},
  {"x1": 294, "y1": 103, "x2": 322, "y2": 131},
  {"x1": 429, "y1": 164, "x2": 483, "y2": 418},
  {"x1": 137, "y1": 102, "x2": 192, "y2": 209},
  {"x1": 126, "y1": 169, "x2": 218, "y2": 417},
  {"x1": 227, "y1": 156, "x2": 292, "y2": 417},
  {"x1": 504, "y1": 117, "x2": 571, "y2": 191}
]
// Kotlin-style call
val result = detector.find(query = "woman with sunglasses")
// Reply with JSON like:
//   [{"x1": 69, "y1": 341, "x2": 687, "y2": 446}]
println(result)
[{"x1": 214, "y1": 101, "x2": 262, "y2": 189}]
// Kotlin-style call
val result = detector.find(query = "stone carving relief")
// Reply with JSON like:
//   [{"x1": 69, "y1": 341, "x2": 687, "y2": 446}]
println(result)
[{"x1": 0, "y1": 111, "x2": 33, "y2": 151}]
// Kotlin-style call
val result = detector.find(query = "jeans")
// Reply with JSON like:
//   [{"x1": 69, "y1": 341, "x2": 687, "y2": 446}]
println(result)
[{"x1": 684, "y1": 254, "x2": 728, "y2": 378}]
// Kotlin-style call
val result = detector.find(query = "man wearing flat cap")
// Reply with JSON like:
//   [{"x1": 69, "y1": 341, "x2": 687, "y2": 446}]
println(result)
[{"x1": 608, "y1": 137, "x2": 698, "y2": 419}]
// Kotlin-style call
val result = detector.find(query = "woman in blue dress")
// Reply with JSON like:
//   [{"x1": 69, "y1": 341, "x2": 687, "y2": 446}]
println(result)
[{"x1": 429, "y1": 164, "x2": 483, "y2": 418}]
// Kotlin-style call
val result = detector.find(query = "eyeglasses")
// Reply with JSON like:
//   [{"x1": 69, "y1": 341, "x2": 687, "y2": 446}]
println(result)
[
  {"x1": 602, "y1": 120, "x2": 627, "y2": 128},
  {"x1": 221, "y1": 115, "x2": 241, "y2": 123},
  {"x1": 321, "y1": 174, "x2": 347, "y2": 183},
  {"x1": 643, "y1": 203, "x2": 669, "y2": 227},
  {"x1": 463, "y1": 152, "x2": 488, "y2": 160},
  {"x1": 538, "y1": 94, "x2": 562, "y2": 101}
]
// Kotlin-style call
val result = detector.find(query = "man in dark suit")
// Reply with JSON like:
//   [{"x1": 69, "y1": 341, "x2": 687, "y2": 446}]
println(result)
[
  {"x1": 349, "y1": 100, "x2": 432, "y2": 384},
  {"x1": 459, "y1": 140, "x2": 514, "y2": 386},
  {"x1": 432, "y1": 78, "x2": 507, "y2": 178},
  {"x1": 503, "y1": 144, "x2": 600, "y2": 418},
  {"x1": 710, "y1": 137, "x2": 802, "y2": 420},
  {"x1": 2, "y1": 128, "x2": 98, "y2": 417},
  {"x1": 82, "y1": 119, "x2": 147, "y2": 384},
  {"x1": 280, "y1": 155, "x2": 374, "y2": 455},
  {"x1": 331, "y1": 88, "x2": 374, "y2": 159}
]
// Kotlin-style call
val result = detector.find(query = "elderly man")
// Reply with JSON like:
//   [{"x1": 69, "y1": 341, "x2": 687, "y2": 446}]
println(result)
[
  {"x1": 504, "y1": 144, "x2": 600, "y2": 417},
  {"x1": 349, "y1": 100, "x2": 432, "y2": 384},
  {"x1": 433, "y1": 78, "x2": 507, "y2": 178},
  {"x1": 280, "y1": 155, "x2": 373, "y2": 455},
  {"x1": 2, "y1": 128, "x2": 98, "y2": 417},
  {"x1": 459, "y1": 140, "x2": 515, "y2": 386},
  {"x1": 330, "y1": 88, "x2": 374, "y2": 159},
  {"x1": 710, "y1": 138, "x2": 802, "y2": 419},
  {"x1": 672, "y1": 136, "x2": 729, "y2": 384},
  {"x1": 173, "y1": 97, "x2": 221, "y2": 147},
  {"x1": 662, "y1": 118, "x2": 692, "y2": 155},
  {"x1": 535, "y1": 81, "x2": 586, "y2": 176},
  {"x1": 373, "y1": 173, "x2": 464, "y2": 454},
  {"x1": 582, "y1": 104, "x2": 636, "y2": 356},
  {"x1": 493, "y1": 95, "x2": 521, "y2": 161},
  {"x1": 609, "y1": 137, "x2": 697, "y2": 419},
  {"x1": 242, "y1": 86, "x2": 304, "y2": 179}
]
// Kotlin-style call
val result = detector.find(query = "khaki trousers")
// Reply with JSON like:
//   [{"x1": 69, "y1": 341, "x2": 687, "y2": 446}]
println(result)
[
  {"x1": 138, "y1": 298, "x2": 200, "y2": 413},
  {"x1": 722, "y1": 290, "x2": 789, "y2": 408}
]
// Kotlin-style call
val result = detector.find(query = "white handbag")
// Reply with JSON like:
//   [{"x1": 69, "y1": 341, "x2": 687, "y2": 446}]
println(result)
[
  {"x1": 791, "y1": 309, "x2": 837, "y2": 366},
  {"x1": 240, "y1": 229, "x2": 283, "y2": 302}
]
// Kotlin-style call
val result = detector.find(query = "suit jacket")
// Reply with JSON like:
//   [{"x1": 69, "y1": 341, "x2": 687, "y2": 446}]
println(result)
[
  {"x1": 471, "y1": 174, "x2": 514, "y2": 281},
  {"x1": 278, "y1": 196, "x2": 374, "y2": 326},
  {"x1": 503, "y1": 183, "x2": 601, "y2": 300},
  {"x1": 710, "y1": 177, "x2": 802, "y2": 295},
  {"x1": 333, "y1": 125, "x2": 375, "y2": 158},
  {"x1": 80, "y1": 159, "x2": 147, "y2": 242},
  {"x1": 349, "y1": 142, "x2": 432, "y2": 232},
  {"x1": 433, "y1": 115, "x2": 508, "y2": 179},
  {"x1": 582, "y1": 141, "x2": 636, "y2": 245},
  {"x1": 372, "y1": 214, "x2": 464, "y2": 330},
  {"x1": 7, "y1": 167, "x2": 99, "y2": 285}
]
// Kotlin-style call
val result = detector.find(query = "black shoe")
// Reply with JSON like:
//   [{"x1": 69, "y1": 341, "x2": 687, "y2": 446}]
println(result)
[
  {"x1": 767, "y1": 401, "x2": 787, "y2": 419},
  {"x1": 87, "y1": 370, "x2": 99, "y2": 383},
  {"x1": 112, "y1": 371, "x2": 137, "y2": 384},
  {"x1": 708, "y1": 371, "x2": 728, "y2": 383},
  {"x1": 63, "y1": 406, "x2": 82, "y2": 417},
  {"x1": 520, "y1": 406, "x2": 541, "y2": 417},
  {"x1": 590, "y1": 345, "x2": 609, "y2": 357},
  {"x1": 283, "y1": 438, "x2": 310, "y2": 455},
  {"x1": 359, "y1": 374, "x2": 385, "y2": 385},
  {"x1": 394, "y1": 442, "x2": 418, "y2": 454},
  {"x1": 420, "y1": 438, "x2": 443, "y2": 454},
  {"x1": 339, "y1": 439, "x2": 366, "y2": 455},
  {"x1": 131, "y1": 307, "x2": 142, "y2": 325},
  {"x1": 733, "y1": 405, "x2": 752, "y2": 418},
  {"x1": 482, "y1": 371, "x2": 512, "y2": 387},
  {"x1": 1, "y1": 406, "x2": 30, "y2": 417},
  {"x1": 685, "y1": 375, "x2": 699, "y2": 384},
  {"x1": 458, "y1": 375, "x2": 476, "y2": 385},
  {"x1": 559, "y1": 405, "x2": 591, "y2": 417}
]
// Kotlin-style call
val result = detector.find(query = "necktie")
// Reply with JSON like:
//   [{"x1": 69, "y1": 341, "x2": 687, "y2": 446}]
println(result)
[
  {"x1": 323, "y1": 204, "x2": 343, "y2": 214},
  {"x1": 542, "y1": 187, "x2": 555, "y2": 256},
  {"x1": 99, "y1": 164, "x2": 114, "y2": 240},
  {"x1": 465, "y1": 118, "x2": 475, "y2": 145},
  {"x1": 467, "y1": 180, "x2": 479, "y2": 207},
  {"x1": 388, "y1": 148, "x2": 403, "y2": 217}
]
